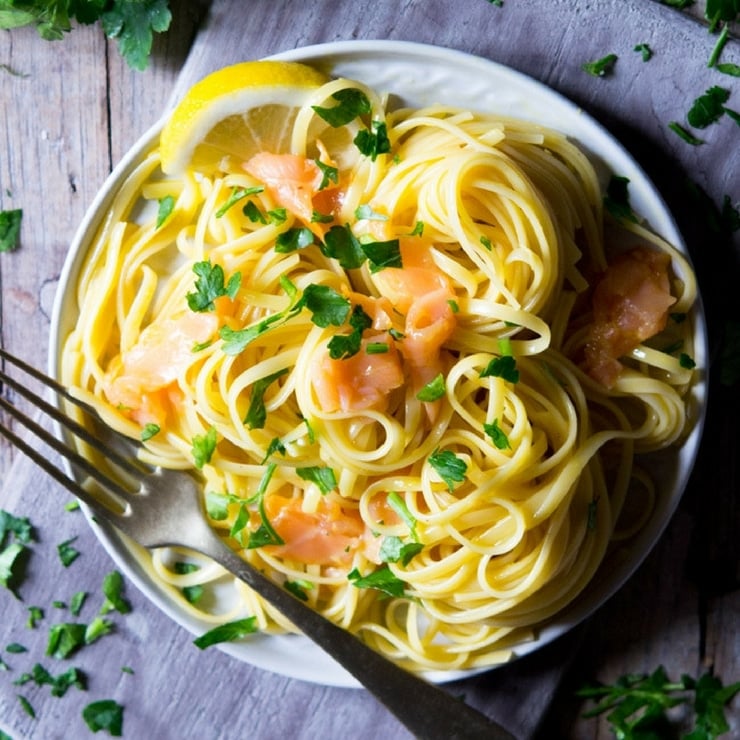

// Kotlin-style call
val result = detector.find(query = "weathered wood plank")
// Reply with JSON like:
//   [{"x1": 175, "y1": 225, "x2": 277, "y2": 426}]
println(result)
[{"x1": 0, "y1": 1, "x2": 737, "y2": 738}]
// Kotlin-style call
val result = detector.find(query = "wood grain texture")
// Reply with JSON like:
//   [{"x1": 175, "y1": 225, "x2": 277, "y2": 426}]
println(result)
[{"x1": 1, "y1": 1, "x2": 738, "y2": 738}]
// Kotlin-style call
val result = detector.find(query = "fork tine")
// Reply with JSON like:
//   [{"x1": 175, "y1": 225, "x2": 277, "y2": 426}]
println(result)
[
  {"x1": 0, "y1": 348, "x2": 145, "y2": 478},
  {"x1": 0, "y1": 392, "x2": 133, "y2": 513},
  {"x1": 0, "y1": 399, "x2": 133, "y2": 529}
]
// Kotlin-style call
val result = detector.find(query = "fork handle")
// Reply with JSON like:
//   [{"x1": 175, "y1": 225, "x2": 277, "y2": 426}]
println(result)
[{"x1": 207, "y1": 543, "x2": 517, "y2": 740}]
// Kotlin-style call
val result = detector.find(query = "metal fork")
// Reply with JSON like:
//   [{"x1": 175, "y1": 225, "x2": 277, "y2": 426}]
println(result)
[{"x1": 0, "y1": 348, "x2": 516, "y2": 740}]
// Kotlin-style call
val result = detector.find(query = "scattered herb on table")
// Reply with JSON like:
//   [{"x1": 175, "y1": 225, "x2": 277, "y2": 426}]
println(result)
[
  {"x1": 193, "y1": 617, "x2": 258, "y2": 649},
  {"x1": 82, "y1": 698, "x2": 125, "y2": 736},
  {"x1": 0, "y1": 209, "x2": 22, "y2": 252},
  {"x1": 578, "y1": 666, "x2": 740, "y2": 739},
  {"x1": 582, "y1": 53, "x2": 618, "y2": 77}
]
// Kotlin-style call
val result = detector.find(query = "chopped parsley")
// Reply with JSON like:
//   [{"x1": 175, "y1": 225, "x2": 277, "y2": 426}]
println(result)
[
  {"x1": 354, "y1": 120, "x2": 392, "y2": 160},
  {"x1": 603, "y1": 175, "x2": 638, "y2": 222},
  {"x1": 284, "y1": 579, "x2": 312, "y2": 601},
  {"x1": 302, "y1": 284, "x2": 351, "y2": 327},
  {"x1": 360, "y1": 237, "x2": 403, "y2": 272},
  {"x1": 315, "y1": 159, "x2": 339, "y2": 190},
  {"x1": 82, "y1": 698, "x2": 125, "y2": 736},
  {"x1": 582, "y1": 53, "x2": 618, "y2": 77},
  {"x1": 348, "y1": 565, "x2": 406, "y2": 598},
  {"x1": 484, "y1": 418, "x2": 511, "y2": 450},
  {"x1": 57, "y1": 537, "x2": 80, "y2": 568},
  {"x1": 668, "y1": 121, "x2": 705, "y2": 145},
  {"x1": 173, "y1": 562, "x2": 204, "y2": 605},
  {"x1": 100, "y1": 570, "x2": 132, "y2": 615},
  {"x1": 428, "y1": 449, "x2": 468, "y2": 492},
  {"x1": 0, "y1": 208, "x2": 22, "y2": 252},
  {"x1": 14, "y1": 662, "x2": 85, "y2": 698},
  {"x1": 327, "y1": 303, "x2": 373, "y2": 360},
  {"x1": 311, "y1": 88, "x2": 372, "y2": 127},
  {"x1": 379, "y1": 536, "x2": 423, "y2": 566},
  {"x1": 244, "y1": 368, "x2": 289, "y2": 430},
  {"x1": 246, "y1": 463, "x2": 284, "y2": 549},
  {"x1": 26, "y1": 606, "x2": 44, "y2": 629},
  {"x1": 46, "y1": 622, "x2": 92, "y2": 659},
  {"x1": 480, "y1": 354, "x2": 520, "y2": 383},
  {"x1": 633, "y1": 43, "x2": 653, "y2": 62},
  {"x1": 155, "y1": 194, "x2": 175, "y2": 228},
  {"x1": 296, "y1": 466, "x2": 337, "y2": 494},
  {"x1": 386, "y1": 492, "x2": 418, "y2": 540},
  {"x1": 322, "y1": 224, "x2": 367, "y2": 269},
  {"x1": 687, "y1": 86, "x2": 732, "y2": 129},
  {"x1": 219, "y1": 276, "x2": 302, "y2": 355},
  {"x1": 140, "y1": 422, "x2": 160, "y2": 441},
  {"x1": 186, "y1": 260, "x2": 241, "y2": 312},
  {"x1": 193, "y1": 616, "x2": 258, "y2": 649},
  {"x1": 215, "y1": 185, "x2": 263, "y2": 217},
  {"x1": 416, "y1": 372, "x2": 446, "y2": 402},
  {"x1": 191, "y1": 426, "x2": 217, "y2": 469},
  {"x1": 578, "y1": 666, "x2": 740, "y2": 740},
  {"x1": 275, "y1": 226, "x2": 314, "y2": 253},
  {"x1": 355, "y1": 204, "x2": 388, "y2": 221}
]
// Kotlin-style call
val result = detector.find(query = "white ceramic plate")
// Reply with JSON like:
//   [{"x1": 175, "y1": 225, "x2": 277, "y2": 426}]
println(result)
[{"x1": 49, "y1": 40, "x2": 707, "y2": 688}]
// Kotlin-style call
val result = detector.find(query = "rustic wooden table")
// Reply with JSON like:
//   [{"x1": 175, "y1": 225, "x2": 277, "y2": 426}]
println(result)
[{"x1": 1, "y1": 1, "x2": 738, "y2": 738}]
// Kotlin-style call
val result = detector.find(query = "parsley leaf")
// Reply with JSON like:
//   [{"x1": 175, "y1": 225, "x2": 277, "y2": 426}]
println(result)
[
  {"x1": 387, "y1": 492, "x2": 419, "y2": 540},
  {"x1": 82, "y1": 698, "x2": 124, "y2": 736},
  {"x1": 633, "y1": 43, "x2": 653, "y2": 62},
  {"x1": 140, "y1": 422, "x2": 160, "y2": 441},
  {"x1": 348, "y1": 565, "x2": 407, "y2": 598},
  {"x1": 0, "y1": 208, "x2": 22, "y2": 252},
  {"x1": 327, "y1": 303, "x2": 373, "y2": 359},
  {"x1": 296, "y1": 466, "x2": 337, "y2": 494},
  {"x1": 192, "y1": 426, "x2": 217, "y2": 469},
  {"x1": 155, "y1": 194, "x2": 174, "y2": 228},
  {"x1": 379, "y1": 536, "x2": 423, "y2": 566},
  {"x1": 315, "y1": 159, "x2": 339, "y2": 190},
  {"x1": 603, "y1": 175, "x2": 638, "y2": 222},
  {"x1": 302, "y1": 284, "x2": 351, "y2": 327},
  {"x1": 186, "y1": 260, "x2": 241, "y2": 312},
  {"x1": 582, "y1": 53, "x2": 618, "y2": 77},
  {"x1": 480, "y1": 355, "x2": 520, "y2": 383},
  {"x1": 100, "y1": 570, "x2": 132, "y2": 615},
  {"x1": 322, "y1": 224, "x2": 366, "y2": 269},
  {"x1": 216, "y1": 186, "x2": 263, "y2": 217},
  {"x1": 354, "y1": 120, "x2": 392, "y2": 160},
  {"x1": 687, "y1": 86, "x2": 731, "y2": 128},
  {"x1": 416, "y1": 373, "x2": 446, "y2": 402},
  {"x1": 275, "y1": 226, "x2": 314, "y2": 253},
  {"x1": 57, "y1": 537, "x2": 80, "y2": 567},
  {"x1": 100, "y1": 0, "x2": 172, "y2": 72},
  {"x1": 244, "y1": 368, "x2": 288, "y2": 429},
  {"x1": 361, "y1": 237, "x2": 402, "y2": 272},
  {"x1": 311, "y1": 88, "x2": 372, "y2": 127},
  {"x1": 484, "y1": 418, "x2": 511, "y2": 450},
  {"x1": 244, "y1": 368, "x2": 288, "y2": 430},
  {"x1": 193, "y1": 617, "x2": 258, "y2": 649},
  {"x1": 428, "y1": 449, "x2": 468, "y2": 492},
  {"x1": 246, "y1": 463, "x2": 283, "y2": 549}
]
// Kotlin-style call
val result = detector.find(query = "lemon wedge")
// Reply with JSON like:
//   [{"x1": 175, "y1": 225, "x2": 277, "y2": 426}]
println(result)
[{"x1": 159, "y1": 60, "x2": 330, "y2": 176}]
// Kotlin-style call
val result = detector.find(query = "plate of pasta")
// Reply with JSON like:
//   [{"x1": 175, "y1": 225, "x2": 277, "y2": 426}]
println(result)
[{"x1": 50, "y1": 40, "x2": 706, "y2": 687}]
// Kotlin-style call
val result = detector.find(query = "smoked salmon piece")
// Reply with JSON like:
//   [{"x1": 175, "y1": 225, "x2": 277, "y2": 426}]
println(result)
[{"x1": 584, "y1": 246, "x2": 676, "y2": 388}]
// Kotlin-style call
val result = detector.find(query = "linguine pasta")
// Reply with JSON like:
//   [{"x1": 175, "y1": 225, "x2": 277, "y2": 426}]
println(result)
[{"x1": 60, "y1": 73, "x2": 699, "y2": 673}]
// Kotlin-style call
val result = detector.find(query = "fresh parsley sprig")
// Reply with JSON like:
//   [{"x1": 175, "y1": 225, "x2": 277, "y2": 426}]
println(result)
[{"x1": 0, "y1": 0, "x2": 173, "y2": 71}]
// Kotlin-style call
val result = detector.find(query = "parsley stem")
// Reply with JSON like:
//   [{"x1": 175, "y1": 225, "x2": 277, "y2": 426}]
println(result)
[{"x1": 708, "y1": 25, "x2": 729, "y2": 68}]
